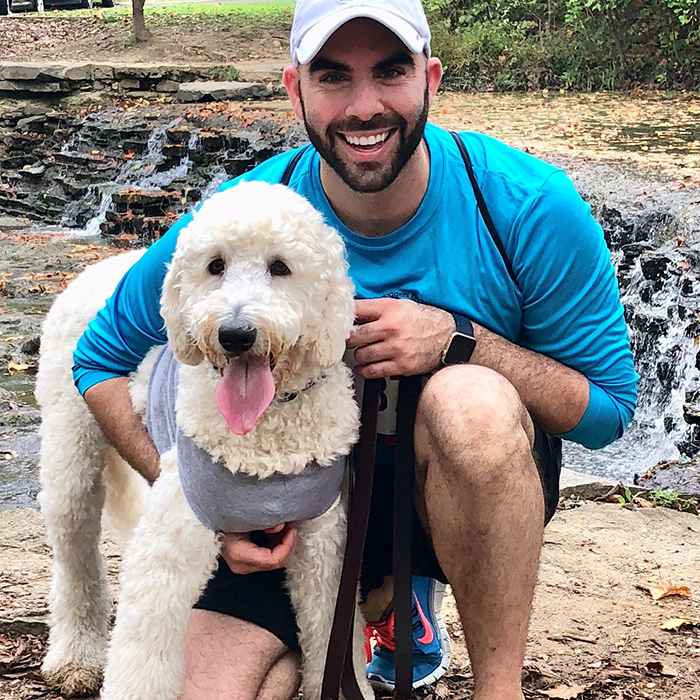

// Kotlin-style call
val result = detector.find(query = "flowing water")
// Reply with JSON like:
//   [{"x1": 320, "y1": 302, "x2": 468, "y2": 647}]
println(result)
[{"x1": 2, "y1": 92, "x2": 700, "y2": 508}]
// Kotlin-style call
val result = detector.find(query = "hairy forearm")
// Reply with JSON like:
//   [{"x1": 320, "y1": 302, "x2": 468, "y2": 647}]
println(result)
[
  {"x1": 83, "y1": 376, "x2": 160, "y2": 484},
  {"x1": 469, "y1": 321, "x2": 589, "y2": 435}
]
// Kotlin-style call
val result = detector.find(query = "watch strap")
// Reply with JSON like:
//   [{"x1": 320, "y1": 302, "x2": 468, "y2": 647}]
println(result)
[{"x1": 451, "y1": 312, "x2": 474, "y2": 338}]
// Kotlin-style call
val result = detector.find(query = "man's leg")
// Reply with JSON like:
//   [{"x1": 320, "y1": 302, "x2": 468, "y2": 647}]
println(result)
[
  {"x1": 416, "y1": 365, "x2": 544, "y2": 700},
  {"x1": 180, "y1": 610, "x2": 300, "y2": 700}
]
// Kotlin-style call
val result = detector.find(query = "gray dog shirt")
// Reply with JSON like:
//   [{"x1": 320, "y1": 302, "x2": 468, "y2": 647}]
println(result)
[{"x1": 145, "y1": 346, "x2": 347, "y2": 533}]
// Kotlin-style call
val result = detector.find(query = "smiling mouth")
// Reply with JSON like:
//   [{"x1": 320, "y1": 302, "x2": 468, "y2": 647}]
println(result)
[{"x1": 339, "y1": 129, "x2": 395, "y2": 149}]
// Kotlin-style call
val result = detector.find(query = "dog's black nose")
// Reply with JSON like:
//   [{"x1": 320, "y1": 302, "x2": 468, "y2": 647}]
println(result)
[{"x1": 218, "y1": 326, "x2": 257, "y2": 355}]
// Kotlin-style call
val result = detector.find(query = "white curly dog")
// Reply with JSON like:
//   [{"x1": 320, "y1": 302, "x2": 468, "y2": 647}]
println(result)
[{"x1": 36, "y1": 182, "x2": 373, "y2": 700}]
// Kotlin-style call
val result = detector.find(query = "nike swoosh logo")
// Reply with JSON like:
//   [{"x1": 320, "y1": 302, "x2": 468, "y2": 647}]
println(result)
[{"x1": 414, "y1": 592, "x2": 435, "y2": 646}]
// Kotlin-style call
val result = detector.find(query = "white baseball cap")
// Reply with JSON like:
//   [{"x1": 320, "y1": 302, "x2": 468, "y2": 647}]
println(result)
[{"x1": 290, "y1": 0, "x2": 431, "y2": 66}]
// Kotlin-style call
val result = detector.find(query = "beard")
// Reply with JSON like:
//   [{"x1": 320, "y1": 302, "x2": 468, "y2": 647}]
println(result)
[{"x1": 299, "y1": 86, "x2": 430, "y2": 194}]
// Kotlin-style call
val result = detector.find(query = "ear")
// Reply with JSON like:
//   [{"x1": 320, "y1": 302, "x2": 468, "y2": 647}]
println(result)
[
  {"x1": 426, "y1": 56, "x2": 443, "y2": 106},
  {"x1": 283, "y1": 65, "x2": 304, "y2": 122},
  {"x1": 160, "y1": 255, "x2": 204, "y2": 366},
  {"x1": 308, "y1": 236, "x2": 356, "y2": 369}
]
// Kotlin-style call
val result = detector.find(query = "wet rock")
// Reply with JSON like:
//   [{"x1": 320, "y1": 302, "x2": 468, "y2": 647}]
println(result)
[
  {"x1": 629, "y1": 311, "x2": 669, "y2": 337},
  {"x1": 1, "y1": 278, "x2": 37, "y2": 298},
  {"x1": 120, "y1": 78, "x2": 141, "y2": 91},
  {"x1": 17, "y1": 165, "x2": 45, "y2": 179},
  {"x1": 684, "y1": 402, "x2": 700, "y2": 425},
  {"x1": 0, "y1": 388, "x2": 39, "y2": 427},
  {"x1": 177, "y1": 81, "x2": 271, "y2": 103},
  {"x1": 635, "y1": 458, "x2": 700, "y2": 497},
  {"x1": 639, "y1": 253, "x2": 672, "y2": 282},
  {"x1": 165, "y1": 127, "x2": 192, "y2": 145},
  {"x1": 156, "y1": 80, "x2": 180, "y2": 93},
  {"x1": 20, "y1": 337, "x2": 40, "y2": 356},
  {"x1": 0, "y1": 216, "x2": 26, "y2": 231},
  {"x1": 0, "y1": 408, "x2": 41, "y2": 427},
  {"x1": 15, "y1": 116, "x2": 48, "y2": 133}
]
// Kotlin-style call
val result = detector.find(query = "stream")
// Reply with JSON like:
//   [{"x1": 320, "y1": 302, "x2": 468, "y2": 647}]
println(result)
[{"x1": 1, "y1": 91, "x2": 700, "y2": 509}]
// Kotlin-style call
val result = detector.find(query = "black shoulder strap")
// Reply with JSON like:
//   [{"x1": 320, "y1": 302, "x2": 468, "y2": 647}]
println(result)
[
  {"x1": 450, "y1": 131, "x2": 518, "y2": 287},
  {"x1": 280, "y1": 145, "x2": 311, "y2": 186}
]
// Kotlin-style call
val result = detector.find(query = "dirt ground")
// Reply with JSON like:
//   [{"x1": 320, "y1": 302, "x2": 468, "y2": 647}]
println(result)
[
  {"x1": 1, "y1": 502, "x2": 699, "y2": 700},
  {"x1": 0, "y1": 14, "x2": 291, "y2": 65}
]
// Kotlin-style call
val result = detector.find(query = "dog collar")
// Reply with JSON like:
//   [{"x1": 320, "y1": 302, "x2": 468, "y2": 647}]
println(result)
[{"x1": 277, "y1": 374, "x2": 327, "y2": 403}]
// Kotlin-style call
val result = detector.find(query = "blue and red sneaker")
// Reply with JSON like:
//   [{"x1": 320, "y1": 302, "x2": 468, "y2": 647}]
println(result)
[{"x1": 365, "y1": 576, "x2": 451, "y2": 691}]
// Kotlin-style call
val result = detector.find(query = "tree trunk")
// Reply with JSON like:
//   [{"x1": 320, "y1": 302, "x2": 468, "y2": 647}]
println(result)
[{"x1": 132, "y1": 0, "x2": 152, "y2": 42}]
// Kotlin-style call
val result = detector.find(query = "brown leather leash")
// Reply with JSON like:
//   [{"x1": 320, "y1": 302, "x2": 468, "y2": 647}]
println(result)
[
  {"x1": 321, "y1": 375, "x2": 424, "y2": 700},
  {"x1": 321, "y1": 378, "x2": 380, "y2": 700}
]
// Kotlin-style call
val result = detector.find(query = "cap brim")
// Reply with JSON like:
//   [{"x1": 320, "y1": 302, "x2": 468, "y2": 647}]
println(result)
[{"x1": 294, "y1": 5, "x2": 427, "y2": 66}]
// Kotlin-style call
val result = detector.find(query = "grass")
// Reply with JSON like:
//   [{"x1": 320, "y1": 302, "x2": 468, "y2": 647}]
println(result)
[{"x1": 47, "y1": 0, "x2": 294, "y2": 25}]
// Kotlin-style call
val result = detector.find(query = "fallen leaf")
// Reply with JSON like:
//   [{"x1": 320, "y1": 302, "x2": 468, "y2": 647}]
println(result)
[
  {"x1": 636, "y1": 582, "x2": 692, "y2": 600},
  {"x1": 6, "y1": 361, "x2": 29, "y2": 372},
  {"x1": 538, "y1": 684, "x2": 588, "y2": 699},
  {"x1": 660, "y1": 618, "x2": 696, "y2": 630},
  {"x1": 646, "y1": 661, "x2": 679, "y2": 677}
]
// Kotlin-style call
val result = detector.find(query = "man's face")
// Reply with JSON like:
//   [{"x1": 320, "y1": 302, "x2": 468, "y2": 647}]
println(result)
[{"x1": 285, "y1": 19, "x2": 442, "y2": 194}]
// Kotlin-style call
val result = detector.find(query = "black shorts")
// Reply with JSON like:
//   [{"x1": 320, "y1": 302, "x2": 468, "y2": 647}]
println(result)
[{"x1": 193, "y1": 424, "x2": 562, "y2": 651}]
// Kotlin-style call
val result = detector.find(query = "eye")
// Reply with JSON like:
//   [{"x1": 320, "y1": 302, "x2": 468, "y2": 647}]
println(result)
[
  {"x1": 208, "y1": 258, "x2": 225, "y2": 276},
  {"x1": 320, "y1": 72, "x2": 348, "y2": 85},
  {"x1": 269, "y1": 259, "x2": 291, "y2": 277}
]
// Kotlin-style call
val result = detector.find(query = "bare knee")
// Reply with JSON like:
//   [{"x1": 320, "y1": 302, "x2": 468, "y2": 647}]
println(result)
[
  {"x1": 181, "y1": 611, "x2": 292, "y2": 700},
  {"x1": 416, "y1": 365, "x2": 533, "y2": 483}
]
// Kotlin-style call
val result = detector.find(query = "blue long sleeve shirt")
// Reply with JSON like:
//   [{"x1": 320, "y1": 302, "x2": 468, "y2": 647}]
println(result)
[{"x1": 73, "y1": 124, "x2": 637, "y2": 449}]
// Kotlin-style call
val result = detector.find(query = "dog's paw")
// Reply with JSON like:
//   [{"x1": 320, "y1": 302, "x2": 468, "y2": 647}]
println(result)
[{"x1": 42, "y1": 658, "x2": 103, "y2": 698}]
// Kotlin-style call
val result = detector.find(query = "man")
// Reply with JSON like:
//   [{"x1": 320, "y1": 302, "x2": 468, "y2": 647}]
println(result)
[{"x1": 72, "y1": 1, "x2": 638, "y2": 698}]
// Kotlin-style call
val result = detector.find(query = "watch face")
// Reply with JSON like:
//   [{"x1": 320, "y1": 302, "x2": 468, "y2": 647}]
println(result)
[{"x1": 443, "y1": 332, "x2": 476, "y2": 365}]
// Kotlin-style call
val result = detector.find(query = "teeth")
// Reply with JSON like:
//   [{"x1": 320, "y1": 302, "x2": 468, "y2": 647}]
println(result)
[{"x1": 345, "y1": 131, "x2": 389, "y2": 146}]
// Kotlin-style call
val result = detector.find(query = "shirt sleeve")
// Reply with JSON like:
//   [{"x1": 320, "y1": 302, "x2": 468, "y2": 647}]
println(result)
[
  {"x1": 72, "y1": 212, "x2": 192, "y2": 395},
  {"x1": 512, "y1": 170, "x2": 638, "y2": 449}
]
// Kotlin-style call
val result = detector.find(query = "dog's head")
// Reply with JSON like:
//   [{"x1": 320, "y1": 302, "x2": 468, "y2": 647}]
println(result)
[{"x1": 160, "y1": 181, "x2": 355, "y2": 436}]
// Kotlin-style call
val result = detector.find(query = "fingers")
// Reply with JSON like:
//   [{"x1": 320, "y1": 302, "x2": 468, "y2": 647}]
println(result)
[
  {"x1": 352, "y1": 340, "x2": 390, "y2": 367},
  {"x1": 219, "y1": 526, "x2": 298, "y2": 575},
  {"x1": 354, "y1": 298, "x2": 390, "y2": 323},
  {"x1": 348, "y1": 298, "x2": 398, "y2": 349},
  {"x1": 354, "y1": 360, "x2": 399, "y2": 380}
]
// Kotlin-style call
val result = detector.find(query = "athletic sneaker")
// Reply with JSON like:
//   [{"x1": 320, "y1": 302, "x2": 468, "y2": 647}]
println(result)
[{"x1": 365, "y1": 576, "x2": 451, "y2": 691}]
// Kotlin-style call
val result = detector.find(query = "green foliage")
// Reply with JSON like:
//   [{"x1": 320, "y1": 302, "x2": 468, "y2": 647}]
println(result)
[
  {"x1": 210, "y1": 66, "x2": 242, "y2": 82},
  {"x1": 615, "y1": 486, "x2": 640, "y2": 504},
  {"x1": 427, "y1": 0, "x2": 700, "y2": 90},
  {"x1": 650, "y1": 489, "x2": 699, "y2": 513}
]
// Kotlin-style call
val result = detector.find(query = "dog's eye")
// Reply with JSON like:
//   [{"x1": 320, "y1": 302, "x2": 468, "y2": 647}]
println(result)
[
  {"x1": 208, "y1": 258, "x2": 225, "y2": 276},
  {"x1": 269, "y1": 259, "x2": 291, "y2": 277}
]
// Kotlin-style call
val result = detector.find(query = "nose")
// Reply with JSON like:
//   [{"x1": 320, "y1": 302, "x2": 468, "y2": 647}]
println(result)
[
  {"x1": 218, "y1": 326, "x2": 257, "y2": 355},
  {"x1": 346, "y1": 81, "x2": 385, "y2": 122}
]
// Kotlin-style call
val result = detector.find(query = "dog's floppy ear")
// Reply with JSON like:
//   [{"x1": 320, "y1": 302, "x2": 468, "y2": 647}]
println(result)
[
  {"x1": 160, "y1": 254, "x2": 203, "y2": 366},
  {"x1": 309, "y1": 231, "x2": 356, "y2": 369}
]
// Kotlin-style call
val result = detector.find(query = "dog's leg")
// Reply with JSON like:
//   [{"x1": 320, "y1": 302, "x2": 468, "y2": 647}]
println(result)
[
  {"x1": 100, "y1": 458, "x2": 219, "y2": 700},
  {"x1": 286, "y1": 500, "x2": 374, "y2": 700},
  {"x1": 38, "y1": 405, "x2": 111, "y2": 698}
]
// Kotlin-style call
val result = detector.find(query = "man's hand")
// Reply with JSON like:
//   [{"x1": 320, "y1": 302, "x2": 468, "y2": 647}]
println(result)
[
  {"x1": 347, "y1": 298, "x2": 455, "y2": 379},
  {"x1": 219, "y1": 524, "x2": 298, "y2": 575}
]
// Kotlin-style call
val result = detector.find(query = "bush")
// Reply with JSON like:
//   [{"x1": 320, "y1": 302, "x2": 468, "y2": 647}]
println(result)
[{"x1": 426, "y1": 0, "x2": 700, "y2": 90}]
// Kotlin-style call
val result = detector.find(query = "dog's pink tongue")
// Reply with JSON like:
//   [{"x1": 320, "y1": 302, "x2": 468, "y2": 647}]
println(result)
[{"x1": 215, "y1": 356, "x2": 275, "y2": 436}]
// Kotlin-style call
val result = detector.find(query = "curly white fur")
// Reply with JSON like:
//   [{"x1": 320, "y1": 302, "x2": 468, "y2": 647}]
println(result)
[{"x1": 37, "y1": 182, "x2": 373, "y2": 700}]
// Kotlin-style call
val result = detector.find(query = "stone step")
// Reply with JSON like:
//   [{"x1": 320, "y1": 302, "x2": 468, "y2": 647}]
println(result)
[
  {"x1": 0, "y1": 62, "x2": 279, "y2": 99},
  {"x1": 176, "y1": 80, "x2": 271, "y2": 103}
]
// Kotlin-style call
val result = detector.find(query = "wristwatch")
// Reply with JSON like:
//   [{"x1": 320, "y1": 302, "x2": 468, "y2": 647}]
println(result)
[{"x1": 441, "y1": 312, "x2": 477, "y2": 366}]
